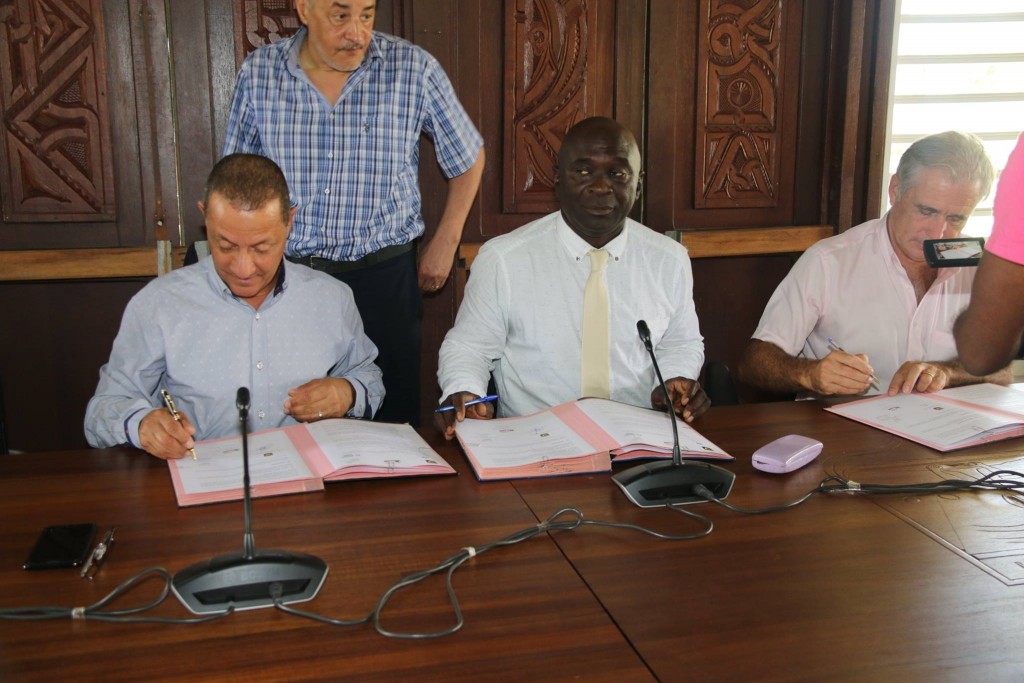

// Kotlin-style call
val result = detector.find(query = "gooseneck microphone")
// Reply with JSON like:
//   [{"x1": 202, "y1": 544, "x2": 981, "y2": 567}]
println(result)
[
  {"x1": 237, "y1": 387, "x2": 255, "y2": 560},
  {"x1": 172, "y1": 387, "x2": 329, "y2": 614},
  {"x1": 611, "y1": 321, "x2": 736, "y2": 507},
  {"x1": 637, "y1": 321, "x2": 682, "y2": 466}
]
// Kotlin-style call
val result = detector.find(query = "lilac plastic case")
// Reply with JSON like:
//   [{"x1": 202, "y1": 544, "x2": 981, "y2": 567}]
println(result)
[{"x1": 751, "y1": 434, "x2": 823, "y2": 474}]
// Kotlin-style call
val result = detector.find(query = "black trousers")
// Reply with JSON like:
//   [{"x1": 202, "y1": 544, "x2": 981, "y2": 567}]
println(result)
[{"x1": 329, "y1": 249, "x2": 421, "y2": 426}]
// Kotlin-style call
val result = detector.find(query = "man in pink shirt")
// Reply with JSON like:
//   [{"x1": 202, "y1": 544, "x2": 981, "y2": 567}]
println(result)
[
  {"x1": 738, "y1": 131, "x2": 1012, "y2": 398},
  {"x1": 955, "y1": 133, "x2": 1024, "y2": 375}
]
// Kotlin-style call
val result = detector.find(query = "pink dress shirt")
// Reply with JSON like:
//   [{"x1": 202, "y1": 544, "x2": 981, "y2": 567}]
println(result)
[
  {"x1": 752, "y1": 216, "x2": 975, "y2": 394},
  {"x1": 985, "y1": 133, "x2": 1024, "y2": 266}
]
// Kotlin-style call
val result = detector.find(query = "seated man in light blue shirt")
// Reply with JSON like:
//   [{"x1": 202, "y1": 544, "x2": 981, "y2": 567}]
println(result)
[{"x1": 85, "y1": 154, "x2": 384, "y2": 460}]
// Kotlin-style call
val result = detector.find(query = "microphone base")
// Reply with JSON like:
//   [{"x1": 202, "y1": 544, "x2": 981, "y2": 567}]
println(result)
[
  {"x1": 172, "y1": 549, "x2": 328, "y2": 614},
  {"x1": 612, "y1": 459, "x2": 736, "y2": 508}
]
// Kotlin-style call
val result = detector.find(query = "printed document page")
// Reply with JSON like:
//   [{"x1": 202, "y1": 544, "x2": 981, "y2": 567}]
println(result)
[
  {"x1": 303, "y1": 420, "x2": 450, "y2": 471},
  {"x1": 937, "y1": 383, "x2": 1024, "y2": 416},
  {"x1": 574, "y1": 398, "x2": 728, "y2": 456},
  {"x1": 175, "y1": 430, "x2": 316, "y2": 494},
  {"x1": 830, "y1": 393, "x2": 1020, "y2": 449},
  {"x1": 455, "y1": 411, "x2": 596, "y2": 468}
]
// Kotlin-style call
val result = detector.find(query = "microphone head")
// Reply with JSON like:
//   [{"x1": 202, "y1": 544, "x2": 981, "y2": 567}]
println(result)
[
  {"x1": 636, "y1": 320, "x2": 652, "y2": 345},
  {"x1": 236, "y1": 387, "x2": 251, "y2": 412}
]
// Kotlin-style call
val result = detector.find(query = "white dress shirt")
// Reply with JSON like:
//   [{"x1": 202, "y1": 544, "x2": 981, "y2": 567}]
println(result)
[
  {"x1": 752, "y1": 215, "x2": 975, "y2": 394},
  {"x1": 438, "y1": 212, "x2": 704, "y2": 417}
]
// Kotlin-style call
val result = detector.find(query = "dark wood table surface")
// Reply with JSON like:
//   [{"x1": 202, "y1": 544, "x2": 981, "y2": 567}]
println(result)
[
  {"x1": 0, "y1": 433, "x2": 649, "y2": 682},
  {"x1": 3, "y1": 401, "x2": 1024, "y2": 681},
  {"x1": 512, "y1": 400, "x2": 1024, "y2": 682}
]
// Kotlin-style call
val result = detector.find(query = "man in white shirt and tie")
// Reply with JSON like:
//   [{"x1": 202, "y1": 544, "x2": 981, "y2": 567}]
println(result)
[{"x1": 436, "y1": 117, "x2": 707, "y2": 437}]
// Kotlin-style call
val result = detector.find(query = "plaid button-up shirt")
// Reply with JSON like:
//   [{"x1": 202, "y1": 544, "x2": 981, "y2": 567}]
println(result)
[{"x1": 223, "y1": 28, "x2": 483, "y2": 261}]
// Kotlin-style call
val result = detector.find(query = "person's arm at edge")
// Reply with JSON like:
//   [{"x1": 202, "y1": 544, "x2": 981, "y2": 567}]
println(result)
[
  {"x1": 737, "y1": 339, "x2": 874, "y2": 396},
  {"x1": 84, "y1": 297, "x2": 193, "y2": 458},
  {"x1": 418, "y1": 149, "x2": 486, "y2": 291},
  {"x1": 954, "y1": 251, "x2": 1024, "y2": 375},
  {"x1": 650, "y1": 245, "x2": 706, "y2": 420},
  {"x1": 328, "y1": 292, "x2": 386, "y2": 419},
  {"x1": 436, "y1": 244, "x2": 506, "y2": 438}
]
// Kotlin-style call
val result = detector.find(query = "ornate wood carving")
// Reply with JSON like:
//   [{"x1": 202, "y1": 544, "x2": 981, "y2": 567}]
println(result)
[
  {"x1": 503, "y1": 0, "x2": 612, "y2": 214},
  {"x1": 696, "y1": 0, "x2": 783, "y2": 208},
  {"x1": 0, "y1": 0, "x2": 115, "y2": 222},
  {"x1": 233, "y1": 0, "x2": 300, "y2": 66}
]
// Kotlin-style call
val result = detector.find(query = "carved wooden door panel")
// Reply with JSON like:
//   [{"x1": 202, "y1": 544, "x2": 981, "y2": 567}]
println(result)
[{"x1": 0, "y1": 0, "x2": 129, "y2": 249}]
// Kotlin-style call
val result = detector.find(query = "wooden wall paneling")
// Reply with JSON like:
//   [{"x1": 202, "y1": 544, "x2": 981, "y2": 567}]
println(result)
[
  {"x1": 648, "y1": 0, "x2": 805, "y2": 230},
  {"x1": 463, "y1": 0, "x2": 626, "y2": 241},
  {"x1": 502, "y1": 0, "x2": 616, "y2": 215},
  {"x1": 0, "y1": 279, "x2": 148, "y2": 452},
  {"x1": 832, "y1": 0, "x2": 866, "y2": 233},
  {"x1": 103, "y1": 1, "x2": 149, "y2": 248},
  {"x1": 0, "y1": 0, "x2": 129, "y2": 249},
  {"x1": 793, "y1": 0, "x2": 835, "y2": 226},
  {"x1": 0, "y1": 0, "x2": 115, "y2": 223},
  {"x1": 863, "y1": 0, "x2": 897, "y2": 223},
  {"x1": 696, "y1": 0, "x2": 785, "y2": 210},
  {"x1": 167, "y1": 0, "x2": 218, "y2": 246},
  {"x1": 613, "y1": 0, "x2": 648, "y2": 221},
  {"x1": 826, "y1": 0, "x2": 894, "y2": 232},
  {"x1": 207, "y1": 0, "x2": 237, "y2": 155},
  {"x1": 691, "y1": 254, "x2": 796, "y2": 400},
  {"x1": 231, "y1": 0, "x2": 301, "y2": 70},
  {"x1": 646, "y1": 0, "x2": 696, "y2": 232},
  {"x1": 128, "y1": 0, "x2": 178, "y2": 245}
]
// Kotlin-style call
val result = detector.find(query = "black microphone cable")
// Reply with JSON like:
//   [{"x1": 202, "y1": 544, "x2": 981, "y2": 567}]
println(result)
[{"x1": 693, "y1": 469, "x2": 1024, "y2": 514}]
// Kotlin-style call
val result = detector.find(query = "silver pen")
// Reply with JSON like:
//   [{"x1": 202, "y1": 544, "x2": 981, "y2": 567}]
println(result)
[
  {"x1": 826, "y1": 337, "x2": 880, "y2": 391},
  {"x1": 161, "y1": 389, "x2": 197, "y2": 460}
]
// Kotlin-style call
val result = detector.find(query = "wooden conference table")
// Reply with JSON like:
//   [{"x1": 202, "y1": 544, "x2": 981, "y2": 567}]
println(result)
[{"x1": 2, "y1": 400, "x2": 1024, "y2": 681}]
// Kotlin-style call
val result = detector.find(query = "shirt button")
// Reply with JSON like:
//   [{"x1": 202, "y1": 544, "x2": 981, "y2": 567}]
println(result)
[
  {"x1": 258, "y1": 410, "x2": 266, "y2": 420},
  {"x1": 256, "y1": 361, "x2": 264, "y2": 371},
  {"x1": 328, "y1": 152, "x2": 334, "y2": 159},
  {"x1": 254, "y1": 313, "x2": 260, "y2": 321},
  {"x1": 324, "y1": 188, "x2": 330, "y2": 195}
]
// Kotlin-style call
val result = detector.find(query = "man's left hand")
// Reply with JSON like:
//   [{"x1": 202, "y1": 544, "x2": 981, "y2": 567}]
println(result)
[
  {"x1": 284, "y1": 378, "x2": 355, "y2": 421},
  {"x1": 888, "y1": 361, "x2": 952, "y2": 395},
  {"x1": 418, "y1": 234, "x2": 459, "y2": 293},
  {"x1": 651, "y1": 377, "x2": 710, "y2": 422}
]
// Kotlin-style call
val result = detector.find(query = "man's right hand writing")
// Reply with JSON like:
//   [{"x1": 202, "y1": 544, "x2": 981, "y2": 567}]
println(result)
[
  {"x1": 434, "y1": 391, "x2": 495, "y2": 440},
  {"x1": 803, "y1": 350, "x2": 874, "y2": 395},
  {"x1": 138, "y1": 408, "x2": 196, "y2": 460}
]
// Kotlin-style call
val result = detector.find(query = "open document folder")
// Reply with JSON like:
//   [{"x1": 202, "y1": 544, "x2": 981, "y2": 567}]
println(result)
[
  {"x1": 168, "y1": 420, "x2": 455, "y2": 506},
  {"x1": 453, "y1": 397, "x2": 732, "y2": 481},
  {"x1": 826, "y1": 383, "x2": 1024, "y2": 452}
]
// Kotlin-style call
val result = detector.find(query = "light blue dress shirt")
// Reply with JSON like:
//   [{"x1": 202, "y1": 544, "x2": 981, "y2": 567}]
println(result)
[
  {"x1": 85, "y1": 258, "x2": 384, "y2": 448},
  {"x1": 222, "y1": 28, "x2": 483, "y2": 261}
]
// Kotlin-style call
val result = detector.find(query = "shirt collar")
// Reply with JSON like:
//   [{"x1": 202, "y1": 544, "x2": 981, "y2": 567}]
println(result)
[
  {"x1": 555, "y1": 212, "x2": 629, "y2": 261},
  {"x1": 203, "y1": 257, "x2": 288, "y2": 307}
]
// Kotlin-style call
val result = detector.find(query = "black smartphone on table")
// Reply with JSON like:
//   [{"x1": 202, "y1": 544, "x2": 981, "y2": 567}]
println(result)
[
  {"x1": 22, "y1": 523, "x2": 97, "y2": 570},
  {"x1": 923, "y1": 237, "x2": 985, "y2": 268}
]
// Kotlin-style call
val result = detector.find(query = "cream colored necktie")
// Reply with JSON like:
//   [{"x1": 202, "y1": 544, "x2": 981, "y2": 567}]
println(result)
[{"x1": 580, "y1": 249, "x2": 610, "y2": 398}]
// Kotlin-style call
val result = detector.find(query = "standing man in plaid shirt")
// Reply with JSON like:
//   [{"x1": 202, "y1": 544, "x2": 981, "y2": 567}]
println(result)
[{"x1": 223, "y1": 0, "x2": 485, "y2": 425}]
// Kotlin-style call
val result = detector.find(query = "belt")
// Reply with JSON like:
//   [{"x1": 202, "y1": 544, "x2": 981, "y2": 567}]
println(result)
[{"x1": 287, "y1": 241, "x2": 414, "y2": 274}]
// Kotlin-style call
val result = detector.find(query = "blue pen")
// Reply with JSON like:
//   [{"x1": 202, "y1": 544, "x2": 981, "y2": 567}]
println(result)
[
  {"x1": 826, "y1": 338, "x2": 880, "y2": 390},
  {"x1": 435, "y1": 394, "x2": 499, "y2": 413}
]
